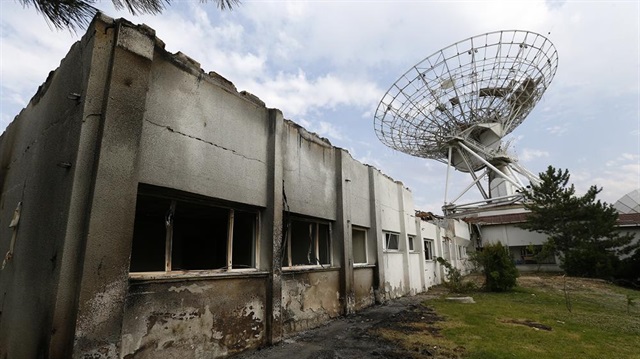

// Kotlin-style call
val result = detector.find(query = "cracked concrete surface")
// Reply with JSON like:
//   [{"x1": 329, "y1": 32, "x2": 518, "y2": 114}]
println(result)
[{"x1": 144, "y1": 119, "x2": 265, "y2": 164}]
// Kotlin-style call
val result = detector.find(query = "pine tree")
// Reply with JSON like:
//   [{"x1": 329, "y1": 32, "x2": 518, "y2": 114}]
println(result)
[{"x1": 520, "y1": 166, "x2": 637, "y2": 279}]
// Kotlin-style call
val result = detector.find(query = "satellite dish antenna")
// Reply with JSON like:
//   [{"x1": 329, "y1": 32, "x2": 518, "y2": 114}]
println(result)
[{"x1": 374, "y1": 30, "x2": 558, "y2": 214}]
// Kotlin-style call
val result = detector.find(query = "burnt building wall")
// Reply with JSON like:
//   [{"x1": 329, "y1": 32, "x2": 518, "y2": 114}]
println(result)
[
  {"x1": 0, "y1": 14, "x2": 471, "y2": 359},
  {"x1": 281, "y1": 270, "x2": 341, "y2": 334},
  {"x1": 121, "y1": 276, "x2": 268, "y2": 358},
  {"x1": 0, "y1": 17, "x2": 122, "y2": 358},
  {"x1": 137, "y1": 52, "x2": 270, "y2": 208}
]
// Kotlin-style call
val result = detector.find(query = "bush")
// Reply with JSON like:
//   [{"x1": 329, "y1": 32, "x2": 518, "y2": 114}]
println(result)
[
  {"x1": 473, "y1": 242, "x2": 519, "y2": 292},
  {"x1": 436, "y1": 257, "x2": 476, "y2": 293}
]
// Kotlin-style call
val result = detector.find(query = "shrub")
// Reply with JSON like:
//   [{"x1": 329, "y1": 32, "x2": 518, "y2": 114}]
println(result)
[
  {"x1": 473, "y1": 242, "x2": 519, "y2": 292},
  {"x1": 436, "y1": 257, "x2": 476, "y2": 293}
]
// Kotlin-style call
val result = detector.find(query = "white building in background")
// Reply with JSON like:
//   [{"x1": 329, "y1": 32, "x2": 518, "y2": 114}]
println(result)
[{"x1": 464, "y1": 189, "x2": 640, "y2": 271}]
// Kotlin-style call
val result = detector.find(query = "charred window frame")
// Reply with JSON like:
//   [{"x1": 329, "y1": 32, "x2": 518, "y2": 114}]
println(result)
[
  {"x1": 384, "y1": 232, "x2": 400, "y2": 251},
  {"x1": 283, "y1": 217, "x2": 332, "y2": 268},
  {"x1": 129, "y1": 192, "x2": 259, "y2": 274}
]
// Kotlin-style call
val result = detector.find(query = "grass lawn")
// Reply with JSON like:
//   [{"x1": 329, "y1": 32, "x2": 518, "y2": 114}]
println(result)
[{"x1": 375, "y1": 274, "x2": 640, "y2": 359}]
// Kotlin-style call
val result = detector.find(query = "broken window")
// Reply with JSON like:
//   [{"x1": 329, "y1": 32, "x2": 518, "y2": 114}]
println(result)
[
  {"x1": 423, "y1": 239, "x2": 434, "y2": 261},
  {"x1": 408, "y1": 235, "x2": 415, "y2": 252},
  {"x1": 384, "y1": 232, "x2": 399, "y2": 251},
  {"x1": 129, "y1": 191, "x2": 258, "y2": 273},
  {"x1": 352, "y1": 227, "x2": 367, "y2": 264},
  {"x1": 283, "y1": 217, "x2": 331, "y2": 267}
]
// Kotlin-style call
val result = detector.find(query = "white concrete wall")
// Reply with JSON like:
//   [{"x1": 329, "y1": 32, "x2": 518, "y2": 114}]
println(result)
[
  {"x1": 377, "y1": 174, "x2": 402, "y2": 233},
  {"x1": 402, "y1": 188, "x2": 416, "y2": 237},
  {"x1": 423, "y1": 260, "x2": 440, "y2": 287},
  {"x1": 419, "y1": 221, "x2": 442, "y2": 287},
  {"x1": 382, "y1": 252, "x2": 405, "y2": 297},
  {"x1": 408, "y1": 253, "x2": 423, "y2": 293}
]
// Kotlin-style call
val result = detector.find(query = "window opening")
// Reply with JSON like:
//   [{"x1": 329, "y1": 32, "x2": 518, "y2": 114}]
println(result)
[
  {"x1": 423, "y1": 239, "x2": 434, "y2": 261},
  {"x1": 130, "y1": 196, "x2": 170, "y2": 272},
  {"x1": 352, "y1": 228, "x2": 367, "y2": 264},
  {"x1": 232, "y1": 210, "x2": 257, "y2": 269},
  {"x1": 457, "y1": 245, "x2": 466, "y2": 260},
  {"x1": 172, "y1": 201, "x2": 228, "y2": 270},
  {"x1": 284, "y1": 217, "x2": 331, "y2": 267},
  {"x1": 408, "y1": 235, "x2": 415, "y2": 252},
  {"x1": 384, "y1": 232, "x2": 399, "y2": 251},
  {"x1": 129, "y1": 192, "x2": 258, "y2": 273}
]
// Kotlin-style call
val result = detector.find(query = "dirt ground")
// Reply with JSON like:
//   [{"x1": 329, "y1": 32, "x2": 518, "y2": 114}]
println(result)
[{"x1": 232, "y1": 287, "x2": 451, "y2": 359}]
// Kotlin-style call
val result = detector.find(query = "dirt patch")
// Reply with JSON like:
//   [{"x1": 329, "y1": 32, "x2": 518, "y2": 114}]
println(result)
[{"x1": 517, "y1": 274, "x2": 611, "y2": 292}]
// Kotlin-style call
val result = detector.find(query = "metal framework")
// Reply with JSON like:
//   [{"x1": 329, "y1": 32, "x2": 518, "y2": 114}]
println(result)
[{"x1": 374, "y1": 30, "x2": 558, "y2": 214}]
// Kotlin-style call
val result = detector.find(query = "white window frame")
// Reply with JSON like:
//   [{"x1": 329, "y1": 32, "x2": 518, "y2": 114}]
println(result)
[
  {"x1": 384, "y1": 232, "x2": 400, "y2": 251},
  {"x1": 408, "y1": 235, "x2": 416, "y2": 252},
  {"x1": 352, "y1": 226, "x2": 368, "y2": 265},
  {"x1": 458, "y1": 245, "x2": 466, "y2": 259},
  {"x1": 423, "y1": 239, "x2": 434, "y2": 261}
]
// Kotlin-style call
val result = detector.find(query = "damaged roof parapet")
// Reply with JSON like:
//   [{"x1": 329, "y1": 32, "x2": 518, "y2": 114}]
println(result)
[
  {"x1": 97, "y1": 15, "x2": 264, "y2": 107},
  {"x1": 240, "y1": 91, "x2": 265, "y2": 107},
  {"x1": 284, "y1": 119, "x2": 332, "y2": 148},
  {"x1": 94, "y1": 14, "x2": 413, "y2": 187}
]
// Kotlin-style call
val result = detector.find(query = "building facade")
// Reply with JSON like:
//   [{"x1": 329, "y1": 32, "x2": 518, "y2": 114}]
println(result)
[{"x1": 0, "y1": 15, "x2": 472, "y2": 359}]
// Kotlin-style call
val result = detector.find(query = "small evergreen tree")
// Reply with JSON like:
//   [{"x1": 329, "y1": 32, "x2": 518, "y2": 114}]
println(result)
[
  {"x1": 520, "y1": 166, "x2": 637, "y2": 279},
  {"x1": 473, "y1": 242, "x2": 519, "y2": 292}
]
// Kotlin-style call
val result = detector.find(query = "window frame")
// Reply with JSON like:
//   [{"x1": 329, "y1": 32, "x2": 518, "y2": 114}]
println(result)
[
  {"x1": 352, "y1": 226, "x2": 368, "y2": 265},
  {"x1": 129, "y1": 191, "x2": 260, "y2": 277},
  {"x1": 408, "y1": 235, "x2": 416, "y2": 252},
  {"x1": 283, "y1": 216, "x2": 333, "y2": 269},
  {"x1": 423, "y1": 238, "x2": 434, "y2": 261},
  {"x1": 458, "y1": 245, "x2": 466, "y2": 260},
  {"x1": 384, "y1": 232, "x2": 400, "y2": 251}
]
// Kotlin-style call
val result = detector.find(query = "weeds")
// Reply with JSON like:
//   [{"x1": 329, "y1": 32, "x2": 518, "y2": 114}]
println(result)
[{"x1": 436, "y1": 257, "x2": 476, "y2": 293}]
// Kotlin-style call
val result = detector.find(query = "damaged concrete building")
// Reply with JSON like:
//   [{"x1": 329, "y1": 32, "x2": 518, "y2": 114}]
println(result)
[{"x1": 0, "y1": 15, "x2": 472, "y2": 359}]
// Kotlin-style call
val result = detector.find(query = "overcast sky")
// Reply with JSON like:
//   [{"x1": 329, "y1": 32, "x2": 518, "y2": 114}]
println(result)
[{"x1": 1, "y1": 0, "x2": 638, "y2": 213}]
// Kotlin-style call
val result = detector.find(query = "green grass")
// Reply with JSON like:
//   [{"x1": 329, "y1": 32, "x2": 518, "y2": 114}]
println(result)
[{"x1": 427, "y1": 276, "x2": 640, "y2": 359}]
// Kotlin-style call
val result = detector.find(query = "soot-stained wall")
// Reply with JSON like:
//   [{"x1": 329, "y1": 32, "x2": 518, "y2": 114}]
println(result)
[{"x1": 0, "y1": 14, "x2": 473, "y2": 359}]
